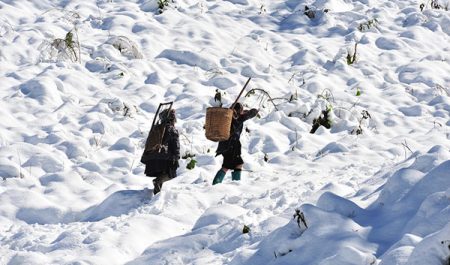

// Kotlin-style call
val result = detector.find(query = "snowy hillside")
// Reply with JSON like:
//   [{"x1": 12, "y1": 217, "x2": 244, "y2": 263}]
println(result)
[{"x1": 0, "y1": 0, "x2": 449, "y2": 264}]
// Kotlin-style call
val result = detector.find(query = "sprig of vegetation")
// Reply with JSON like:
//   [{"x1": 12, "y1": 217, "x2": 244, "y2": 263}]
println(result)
[
  {"x1": 420, "y1": 0, "x2": 449, "y2": 11},
  {"x1": 205, "y1": 67, "x2": 225, "y2": 79},
  {"x1": 441, "y1": 240, "x2": 450, "y2": 265},
  {"x1": 186, "y1": 158, "x2": 197, "y2": 170},
  {"x1": 39, "y1": 28, "x2": 81, "y2": 63},
  {"x1": 346, "y1": 42, "x2": 358, "y2": 65},
  {"x1": 310, "y1": 106, "x2": 332, "y2": 133},
  {"x1": 158, "y1": 0, "x2": 171, "y2": 14},
  {"x1": 430, "y1": 0, "x2": 448, "y2": 10},
  {"x1": 182, "y1": 151, "x2": 196, "y2": 170},
  {"x1": 259, "y1": 4, "x2": 267, "y2": 15},
  {"x1": 182, "y1": 151, "x2": 195, "y2": 159},
  {"x1": 64, "y1": 31, "x2": 78, "y2": 60},
  {"x1": 303, "y1": 5, "x2": 329, "y2": 20},
  {"x1": 358, "y1": 18, "x2": 379, "y2": 31},
  {"x1": 304, "y1": 6, "x2": 316, "y2": 19},
  {"x1": 317, "y1": 88, "x2": 335, "y2": 103},
  {"x1": 436, "y1": 84, "x2": 449, "y2": 96},
  {"x1": 244, "y1": 88, "x2": 279, "y2": 111},
  {"x1": 351, "y1": 110, "x2": 371, "y2": 135},
  {"x1": 293, "y1": 209, "x2": 308, "y2": 228},
  {"x1": 109, "y1": 36, "x2": 143, "y2": 59}
]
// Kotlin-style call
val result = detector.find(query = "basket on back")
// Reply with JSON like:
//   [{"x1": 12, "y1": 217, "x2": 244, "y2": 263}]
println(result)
[
  {"x1": 205, "y1": 107, "x2": 233, "y2": 142},
  {"x1": 144, "y1": 123, "x2": 166, "y2": 152},
  {"x1": 141, "y1": 102, "x2": 173, "y2": 164},
  {"x1": 205, "y1": 77, "x2": 252, "y2": 142}
]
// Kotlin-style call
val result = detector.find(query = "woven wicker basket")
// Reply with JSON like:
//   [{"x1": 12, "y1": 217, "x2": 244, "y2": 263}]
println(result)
[{"x1": 205, "y1": 107, "x2": 233, "y2": 142}]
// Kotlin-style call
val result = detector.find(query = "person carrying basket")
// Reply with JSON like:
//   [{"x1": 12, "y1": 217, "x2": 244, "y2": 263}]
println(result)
[
  {"x1": 141, "y1": 106, "x2": 180, "y2": 195},
  {"x1": 212, "y1": 102, "x2": 258, "y2": 185}
]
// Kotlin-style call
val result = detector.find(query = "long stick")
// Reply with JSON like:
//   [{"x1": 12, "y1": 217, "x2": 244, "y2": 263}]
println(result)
[{"x1": 231, "y1": 77, "x2": 251, "y2": 109}]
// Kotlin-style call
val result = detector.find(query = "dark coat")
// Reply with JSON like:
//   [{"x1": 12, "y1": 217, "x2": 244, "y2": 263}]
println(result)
[
  {"x1": 216, "y1": 108, "x2": 258, "y2": 156},
  {"x1": 142, "y1": 122, "x2": 180, "y2": 178}
]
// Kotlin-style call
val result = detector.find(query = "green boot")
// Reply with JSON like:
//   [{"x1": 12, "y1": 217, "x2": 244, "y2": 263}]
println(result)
[
  {"x1": 212, "y1": 169, "x2": 226, "y2": 185},
  {"x1": 232, "y1": 169, "x2": 241, "y2": 181}
]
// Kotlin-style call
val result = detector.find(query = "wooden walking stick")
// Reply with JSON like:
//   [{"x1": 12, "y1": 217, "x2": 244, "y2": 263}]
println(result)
[{"x1": 231, "y1": 77, "x2": 251, "y2": 110}]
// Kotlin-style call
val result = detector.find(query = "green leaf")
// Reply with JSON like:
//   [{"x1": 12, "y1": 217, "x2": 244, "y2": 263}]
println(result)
[
  {"x1": 186, "y1": 159, "x2": 197, "y2": 170},
  {"x1": 356, "y1": 88, "x2": 361, "y2": 96}
]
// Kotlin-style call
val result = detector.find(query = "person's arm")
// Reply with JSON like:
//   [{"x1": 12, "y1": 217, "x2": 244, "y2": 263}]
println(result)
[
  {"x1": 239, "y1": 108, "x2": 258, "y2": 121},
  {"x1": 167, "y1": 126, "x2": 180, "y2": 162}
]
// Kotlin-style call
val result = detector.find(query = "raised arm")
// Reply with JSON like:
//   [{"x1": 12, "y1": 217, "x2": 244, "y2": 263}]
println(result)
[{"x1": 239, "y1": 108, "x2": 258, "y2": 122}]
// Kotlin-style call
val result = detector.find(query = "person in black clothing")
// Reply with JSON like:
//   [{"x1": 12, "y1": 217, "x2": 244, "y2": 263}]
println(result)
[
  {"x1": 212, "y1": 102, "x2": 258, "y2": 185},
  {"x1": 141, "y1": 109, "x2": 180, "y2": 194}
]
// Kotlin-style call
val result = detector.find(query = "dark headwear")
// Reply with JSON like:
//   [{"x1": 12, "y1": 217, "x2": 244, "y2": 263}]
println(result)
[
  {"x1": 159, "y1": 109, "x2": 176, "y2": 123},
  {"x1": 233, "y1": 102, "x2": 243, "y2": 113}
]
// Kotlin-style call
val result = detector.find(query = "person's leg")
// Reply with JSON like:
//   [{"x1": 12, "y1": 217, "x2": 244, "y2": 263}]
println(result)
[
  {"x1": 152, "y1": 178, "x2": 161, "y2": 194},
  {"x1": 153, "y1": 174, "x2": 171, "y2": 194},
  {"x1": 213, "y1": 167, "x2": 228, "y2": 185},
  {"x1": 232, "y1": 164, "x2": 243, "y2": 181},
  {"x1": 214, "y1": 152, "x2": 234, "y2": 185}
]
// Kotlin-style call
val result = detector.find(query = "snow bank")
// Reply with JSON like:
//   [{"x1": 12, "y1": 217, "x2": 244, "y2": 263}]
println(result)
[{"x1": 243, "y1": 146, "x2": 450, "y2": 264}]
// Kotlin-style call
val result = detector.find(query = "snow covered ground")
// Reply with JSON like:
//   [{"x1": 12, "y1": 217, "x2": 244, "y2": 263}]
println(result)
[{"x1": 0, "y1": 0, "x2": 449, "y2": 264}]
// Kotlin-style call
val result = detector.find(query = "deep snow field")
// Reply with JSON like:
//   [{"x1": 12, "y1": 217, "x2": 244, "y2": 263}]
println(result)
[{"x1": 0, "y1": 0, "x2": 449, "y2": 264}]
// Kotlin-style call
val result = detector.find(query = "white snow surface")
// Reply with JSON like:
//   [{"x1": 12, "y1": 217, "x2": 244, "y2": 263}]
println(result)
[{"x1": 1, "y1": 0, "x2": 450, "y2": 264}]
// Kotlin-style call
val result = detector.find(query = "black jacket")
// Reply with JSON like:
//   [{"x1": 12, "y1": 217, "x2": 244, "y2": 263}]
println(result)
[
  {"x1": 142, "y1": 123, "x2": 180, "y2": 178},
  {"x1": 216, "y1": 108, "x2": 258, "y2": 156}
]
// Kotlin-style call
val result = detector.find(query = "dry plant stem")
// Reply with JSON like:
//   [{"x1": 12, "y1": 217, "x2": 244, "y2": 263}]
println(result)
[{"x1": 244, "y1": 88, "x2": 279, "y2": 111}]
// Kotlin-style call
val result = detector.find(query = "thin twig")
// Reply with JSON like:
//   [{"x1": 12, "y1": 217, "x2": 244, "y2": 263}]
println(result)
[
  {"x1": 318, "y1": 88, "x2": 335, "y2": 103},
  {"x1": 401, "y1": 140, "x2": 413, "y2": 159},
  {"x1": 179, "y1": 132, "x2": 192, "y2": 144},
  {"x1": 244, "y1": 88, "x2": 279, "y2": 111},
  {"x1": 436, "y1": 84, "x2": 449, "y2": 96}
]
